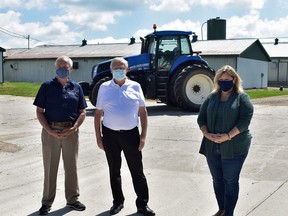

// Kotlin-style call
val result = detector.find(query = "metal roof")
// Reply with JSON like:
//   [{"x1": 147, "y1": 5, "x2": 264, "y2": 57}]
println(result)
[
  {"x1": 261, "y1": 42, "x2": 288, "y2": 58},
  {"x1": 192, "y1": 39, "x2": 259, "y2": 55},
  {"x1": 3, "y1": 38, "x2": 270, "y2": 61},
  {"x1": 4, "y1": 43, "x2": 141, "y2": 60}
]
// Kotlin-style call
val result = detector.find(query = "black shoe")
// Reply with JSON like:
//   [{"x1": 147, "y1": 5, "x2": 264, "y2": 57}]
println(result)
[
  {"x1": 66, "y1": 201, "x2": 86, "y2": 211},
  {"x1": 39, "y1": 204, "x2": 51, "y2": 215},
  {"x1": 137, "y1": 206, "x2": 155, "y2": 216},
  {"x1": 212, "y1": 209, "x2": 225, "y2": 216},
  {"x1": 109, "y1": 203, "x2": 124, "y2": 215}
]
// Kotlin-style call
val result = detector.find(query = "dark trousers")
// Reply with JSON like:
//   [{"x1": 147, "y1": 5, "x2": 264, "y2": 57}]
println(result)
[
  {"x1": 102, "y1": 125, "x2": 149, "y2": 208},
  {"x1": 207, "y1": 144, "x2": 247, "y2": 216}
]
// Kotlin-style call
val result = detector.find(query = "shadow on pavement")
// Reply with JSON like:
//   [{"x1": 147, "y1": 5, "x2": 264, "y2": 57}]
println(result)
[{"x1": 27, "y1": 207, "x2": 72, "y2": 216}]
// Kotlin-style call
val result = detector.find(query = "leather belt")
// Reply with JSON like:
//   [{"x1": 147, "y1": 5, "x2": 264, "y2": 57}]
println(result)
[{"x1": 49, "y1": 121, "x2": 73, "y2": 128}]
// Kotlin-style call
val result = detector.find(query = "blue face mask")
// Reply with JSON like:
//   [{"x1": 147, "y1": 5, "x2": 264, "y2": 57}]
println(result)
[
  {"x1": 56, "y1": 67, "x2": 70, "y2": 78},
  {"x1": 218, "y1": 80, "x2": 234, "y2": 92},
  {"x1": 112, "y1": 69, "x2": 126, "y2": 81}
]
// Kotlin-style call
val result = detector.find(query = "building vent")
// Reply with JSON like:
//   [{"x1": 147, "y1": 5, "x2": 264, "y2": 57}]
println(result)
[
  {"x1": 207, "y1": 17, "x2": 226, "y2": 40},
  {"x1": 81, "y1": 39, "x2": 87, "y2": 46},
  {"x1": 129, "y1": 37, "x2": 135, "y2": 45}
]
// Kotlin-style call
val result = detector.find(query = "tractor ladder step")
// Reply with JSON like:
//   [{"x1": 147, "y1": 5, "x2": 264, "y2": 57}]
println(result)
[{"x1": 156, "y1": 74, "x2": 169, "y2": 98}]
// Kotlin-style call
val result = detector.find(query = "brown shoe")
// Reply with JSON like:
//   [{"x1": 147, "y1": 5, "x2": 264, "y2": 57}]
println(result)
[{"x1": 212, "y1": 209, "x2": 225, "y2": 216}]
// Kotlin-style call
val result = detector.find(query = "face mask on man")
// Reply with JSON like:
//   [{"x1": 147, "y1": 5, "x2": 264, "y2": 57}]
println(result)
[
  {"x1": 218, "y1": 80, "x2": 234, "y2": 92},
  {"x1": 56, "y1": 67, "x2": 70, "y2": 78},
  {"x1": 112, "y1": 69, "x2": 126, "y2": 81}
]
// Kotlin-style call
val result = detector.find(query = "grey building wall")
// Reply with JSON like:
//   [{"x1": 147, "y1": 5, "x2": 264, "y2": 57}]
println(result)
[
  {"x1": 268, "y1": 58, "x2": 288, "y2": 85},
  {"x1": 203, "y1": 55, "x2": 268, "y2": 88},
  {"x1": 202, "y1": 55, "x2": 236, "y2": 72},
  {"x1": 237, "y1": 57, "x2": 268, "y2": 89},
  {"x1": 4, "y1": 58, "x2": 110, "y2": 83}
]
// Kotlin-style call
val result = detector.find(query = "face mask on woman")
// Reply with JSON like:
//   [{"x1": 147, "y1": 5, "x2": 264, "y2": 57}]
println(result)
[
  {"x1": 56, "y1": 67, "x2": 70, "y2": 78},
  {"x1": 112, "y1": 69, "x2": 126, "y2": 81},
  {"x1": 218, "y1": 80, "x2": 234, "y2": 92}
]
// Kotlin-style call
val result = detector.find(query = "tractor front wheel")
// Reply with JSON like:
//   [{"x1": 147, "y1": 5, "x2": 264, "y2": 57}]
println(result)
[
  {"x1": 89, "y1": 76, "x2": 111, "y2": 106},
  {"x1": 174, "y1": 64, "x2": 215, "y2": 111}
]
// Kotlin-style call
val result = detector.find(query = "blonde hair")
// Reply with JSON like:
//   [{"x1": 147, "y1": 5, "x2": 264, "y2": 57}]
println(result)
[{"x1": 212, "y1": 65, "x2": 243, "y2": 93}]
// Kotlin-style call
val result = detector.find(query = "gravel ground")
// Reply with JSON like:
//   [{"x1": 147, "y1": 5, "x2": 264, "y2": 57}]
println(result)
[{"x1": 251, "y1": 95, "x2": 288, "y2": 106}]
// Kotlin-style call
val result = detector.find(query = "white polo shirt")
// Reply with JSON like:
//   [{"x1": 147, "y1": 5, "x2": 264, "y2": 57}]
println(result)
[{"x1": 96, "y1": 79, "x2": 146, "y2": 130}]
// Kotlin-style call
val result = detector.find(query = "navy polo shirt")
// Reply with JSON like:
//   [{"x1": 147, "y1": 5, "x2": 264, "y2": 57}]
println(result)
[{"x1": 33, "y1": 77, "x2": 87, "y2": 122}]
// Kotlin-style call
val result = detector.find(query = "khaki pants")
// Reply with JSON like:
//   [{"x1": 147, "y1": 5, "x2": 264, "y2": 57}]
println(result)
[{"x1": 41, "y1": 127, "x2": 79, "y2": 206}]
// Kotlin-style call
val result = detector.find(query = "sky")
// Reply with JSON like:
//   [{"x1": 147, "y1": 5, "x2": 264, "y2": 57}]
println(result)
[{"x1": 0, "y1": 0, "x2": 288, "y2": 49}]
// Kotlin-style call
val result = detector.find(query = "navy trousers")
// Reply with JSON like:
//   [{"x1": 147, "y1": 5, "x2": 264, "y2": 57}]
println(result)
[{"x1": 207, "y1": 144, "x2": 247, "y2": 216}]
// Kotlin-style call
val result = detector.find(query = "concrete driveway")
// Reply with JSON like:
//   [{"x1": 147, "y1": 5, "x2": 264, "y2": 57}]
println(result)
[{"x1": 0, "y1": 95, "x2": 287, "y2": 216}]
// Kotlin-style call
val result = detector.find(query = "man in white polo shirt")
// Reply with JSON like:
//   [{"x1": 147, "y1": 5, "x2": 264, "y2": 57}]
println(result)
[{"x1": 94, "y1": 57, "x2": 155, "y2": 216}]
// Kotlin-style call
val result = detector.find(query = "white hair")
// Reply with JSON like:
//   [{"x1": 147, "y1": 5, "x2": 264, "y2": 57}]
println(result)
[
  {"x1": 110, "y1": 57, "x2": 128, "y2": 69},
  {"x1": 55, "y1": 56, "x2": 73, "y2": 68}
]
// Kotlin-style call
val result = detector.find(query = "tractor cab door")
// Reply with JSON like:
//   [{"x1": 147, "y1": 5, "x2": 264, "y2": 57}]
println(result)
[
  {"x1": 157, "y1": 36, "x2": 179, "y2": 71},
  {"x1": 156, "y1": 35, "x2": 191, "y2": 72}
]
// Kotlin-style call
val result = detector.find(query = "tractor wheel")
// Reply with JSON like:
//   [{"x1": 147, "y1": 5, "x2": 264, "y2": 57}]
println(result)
[
  {"x1": 167, "y1": 71, "x2": 179, "y2": 106},
  {"x1": 89, "y1": 76, "x2": 111, "y2": 106},
  {"x1": 174, "y1": 64, "x2": 215, "y2": 111}
]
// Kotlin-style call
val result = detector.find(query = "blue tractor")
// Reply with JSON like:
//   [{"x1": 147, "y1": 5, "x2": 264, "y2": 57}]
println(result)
[{"x1": 83, "y1": 25, "x2": 215, "y2": 111}]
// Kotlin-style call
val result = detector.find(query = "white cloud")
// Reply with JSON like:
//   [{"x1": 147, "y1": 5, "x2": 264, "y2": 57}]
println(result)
[
  {"x1": 144, "y1": 0, "x2": 266, "y2": 11},
  {"x1": 51, "y1": 10, "x2": 123, "y2": 31},
  {"x1": 144, "y1": 0, "x2": 193, "y2": 12},
  {"x1": 88, "y1": 36, "x2": 130, "y2": 44},
  {"x1": 227, "y1": 10, "x2": 288, "y2": 38},
  {"x1": 201, "y1": 0, "x2": 266, "y2": 10},
  {"x1": 50, "y1": 3, "x2": 124, "y2": 32},
  {"x1": 0, "y1": 0, "x2": 47, "y2": 9},
  {"x1": 0, "y1": 10, "x2": 82, "y2": 48}
]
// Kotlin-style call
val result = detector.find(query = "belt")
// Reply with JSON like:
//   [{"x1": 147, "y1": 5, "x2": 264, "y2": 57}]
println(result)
[
  {"x1": 49, "y1": 121, "x2": 74, "y2": 128},
  {"x1": 103, "y1": 125, "x2": 137, "y2": 133}
]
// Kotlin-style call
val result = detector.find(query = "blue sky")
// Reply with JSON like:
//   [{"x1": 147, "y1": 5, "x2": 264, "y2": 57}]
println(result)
[{"x1": 0, "y1": 0, "x2": 288, "y2": 49}]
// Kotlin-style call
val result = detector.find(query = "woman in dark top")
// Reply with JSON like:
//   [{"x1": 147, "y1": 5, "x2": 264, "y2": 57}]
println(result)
[{"x1": 197, "y1": 65, "x2": 254, "y2": 216}]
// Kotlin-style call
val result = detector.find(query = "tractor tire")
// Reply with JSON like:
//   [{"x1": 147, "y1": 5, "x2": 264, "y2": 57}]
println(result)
[
  {"x1": 167, "y1": 71, "x2": 179, "y2": 106},
  {"x1": 174, "y1": 64, "x2": 215, "y2": 111},
  {"x1": 89, "y1": 76, "x2": 111, "y2": 106}
]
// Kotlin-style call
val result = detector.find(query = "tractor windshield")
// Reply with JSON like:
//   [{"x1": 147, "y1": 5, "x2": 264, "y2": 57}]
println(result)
[{"x1": 157, "y1": 35, "x2": 191, "y2": 70}]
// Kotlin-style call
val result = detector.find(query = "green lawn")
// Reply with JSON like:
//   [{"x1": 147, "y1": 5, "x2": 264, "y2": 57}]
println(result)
[
  {"x1": 246, "y1": 88, "x2": 288, "y2": 99},
  {"x1": 0, "y1": 82, "x2": 288, "y2": 99},
  {"x1": 0, "y1": 82, "x2": 41, "y2": 97}
]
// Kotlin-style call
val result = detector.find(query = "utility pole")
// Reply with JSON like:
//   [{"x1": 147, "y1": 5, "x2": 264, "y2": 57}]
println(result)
[{"x1": 27, "y1": 34, "x2": 30, "y2": 49}]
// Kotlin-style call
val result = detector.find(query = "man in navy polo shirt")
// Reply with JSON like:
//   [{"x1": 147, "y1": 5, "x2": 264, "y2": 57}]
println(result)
[
  {"x1": 33, "y1": 56, "x2": 87, "y2": 215},
  {"x1": 94, "y1": 57, "x2": 155, "y2": 216}
]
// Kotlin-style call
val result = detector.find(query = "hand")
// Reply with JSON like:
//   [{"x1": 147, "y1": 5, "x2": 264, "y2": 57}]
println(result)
[
  {"x1": 204, "y1": 133, "x2": 229, "y2": 144},
  {"x1": 47, "y1": 126, "x2": 77, "y2": 139},
  {"x1": 97, "y1": 137, "x2": 104, "y2": 150},
  {"x1": 138, "y1": 137, "x2": 145, "y2": 151},
  {"x1": 58, "y1": 126, "x2": 77, "y2": 138},
  {"x1": 47, "y1": 128, "x2": 62, "y2": 139}
]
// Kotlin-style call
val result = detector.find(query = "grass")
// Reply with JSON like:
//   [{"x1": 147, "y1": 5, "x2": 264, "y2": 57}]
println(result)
[
  {"x1": 0, "y1": 82, "x2": 288, "y2": 99},
  {"x1": 0, "y1": 82, "x2": 41, "y2": 97},
  {"x1": 245, "y1": 88, "x2": 288, "y2": 99}
]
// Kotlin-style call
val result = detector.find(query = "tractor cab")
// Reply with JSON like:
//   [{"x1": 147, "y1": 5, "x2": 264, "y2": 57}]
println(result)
[{"x1": 141, "y1": 24, "x2": 193, "y2": 73}]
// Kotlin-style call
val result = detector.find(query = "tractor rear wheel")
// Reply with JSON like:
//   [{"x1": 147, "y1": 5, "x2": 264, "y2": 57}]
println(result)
[
  {"x1": 174, "y1": 64, "x2": 214, "y2": 111},
  {"x1": 167, "y1": 72, "x2": 179, "y2": 106},
  {"x1": 89, "y1": 77, "x2": 111, "y2": 106}
]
